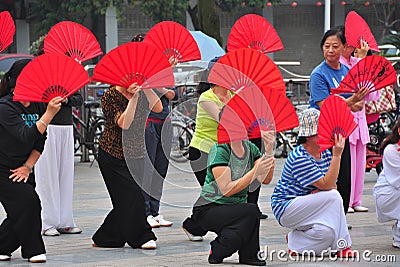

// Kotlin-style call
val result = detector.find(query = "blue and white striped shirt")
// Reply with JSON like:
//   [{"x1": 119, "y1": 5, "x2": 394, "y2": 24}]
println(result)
[{"x1": 271, "y1": 145, "x2": 332, "y2": 224}]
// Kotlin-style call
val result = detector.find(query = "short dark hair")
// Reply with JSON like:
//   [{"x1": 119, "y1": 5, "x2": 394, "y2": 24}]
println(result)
[
  {"x1": 320, "y1": 26, "x2": 346, "y2": 50},
  {"x1": 131, "y1": 33, "x2": 146, "y2": 42},
  {"x1": 0, "y1": 59, "x2": 32, "y2": 97}
]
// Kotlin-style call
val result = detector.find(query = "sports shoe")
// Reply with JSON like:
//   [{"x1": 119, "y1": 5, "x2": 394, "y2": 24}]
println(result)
[
  {"x1": 347, "y1": 207, "x2": 354, "y2": 213},
  {"x1": 29, "y1": 254, "x2": 46, "y2": 263},
  {"x1": 336, "y1": 247, "x2": 357, "y2": 258},
  {"x1": 154, "y1": 214, "x2": 173, "y2": 227},
  {"x1": 147, "y1": 215, "x2": 161, "y2": 228},
  {"x1": 353, "y1": 206, "x2": 368, "y2": 212},
  {"x1": 239, "y1": 257, "x2": 266, "y2": 266},
  {"x1": 208, "y1": 250, "x2": 223, "y2": 264},
  {"x1": 58, "y1": 227, "x2": 82, "y2": 234},
  {"x1": 0, "y1": 255, "x2": 11, "y2": 261},
  {"x1": 392, "y1": 242, "x2": 400, "y2": 249},
  {"x1": 141, "y1": 240, "x2": 156, "y2": 249},
  {"x1": 182, "y1": 226, "x2": 203, "y2": 241},
  {"x1": 42, "y1": 228, "x2": 60, "y2": 236}
]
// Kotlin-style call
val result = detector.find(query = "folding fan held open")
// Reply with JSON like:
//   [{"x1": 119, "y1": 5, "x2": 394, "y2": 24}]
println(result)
[
  {"x1": 227, "y1": 14, "x2": 283, "y2": 54},
  {"x1": 92, "y1": 42, "x2": 175, "y2": 89},
  {"x1": 332, "y1": 55, "x2": 397, "y2": 94},
  {"x1": 218, "y1": 85, "x2": 276, "y2": 144},
  {"x1": 260, "y1": 86, "x2": 299, "y2": 133},
  {"x1": 208, "y1": 48, "x2": 285, "y2": 94},
  {"x1": 0, "y1": 11, "x2": 15, "y2": 53},
  {"x1": 13, "y1": 54, "x2": 90, "y2": 102},
  {"x1": 345, "y1": 11, "x2": 380, "y2": 53},
  {"x1": 317, "y1": 95, "x2": 357, "y2": 152},
  {"x1": 144, "y1": 21, "x2": 201, "y2": 63},
  {"x1": 44, "y1": 21, "x2": 103, "y2": 63}
]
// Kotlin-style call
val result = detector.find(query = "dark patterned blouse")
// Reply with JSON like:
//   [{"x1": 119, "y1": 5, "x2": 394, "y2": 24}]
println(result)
[{"x1": 99, "y1": 86, "x2": 149, "y2": 159}]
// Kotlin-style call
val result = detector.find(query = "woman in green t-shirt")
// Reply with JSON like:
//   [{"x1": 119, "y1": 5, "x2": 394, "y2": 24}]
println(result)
[{"x1": 191, "y1": 131, "x2": 275, "y2": 266}]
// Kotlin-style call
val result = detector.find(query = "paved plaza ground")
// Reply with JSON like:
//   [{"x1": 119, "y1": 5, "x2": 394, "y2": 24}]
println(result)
[{"x1": 0, "y1": 157, "x2": 399, "y2": 266}]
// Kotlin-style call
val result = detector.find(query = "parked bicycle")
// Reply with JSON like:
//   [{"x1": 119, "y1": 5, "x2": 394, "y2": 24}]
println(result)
[
  {"x1": 170, "y1": 108, "x2": 196, "y2": 163},
  {"x1": 73, "y1": 100, "x2": 105, "y2": 162}
]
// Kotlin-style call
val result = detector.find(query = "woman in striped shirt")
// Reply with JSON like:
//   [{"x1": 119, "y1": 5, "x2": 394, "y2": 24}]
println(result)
[{"x1": 271, "y1": 108, "x2": 356, "y2": 257}]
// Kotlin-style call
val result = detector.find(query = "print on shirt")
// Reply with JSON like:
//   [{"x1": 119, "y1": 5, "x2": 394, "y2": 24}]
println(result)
[{"x1": 21, "y1": 113, "x2": 39, "y2": 128}]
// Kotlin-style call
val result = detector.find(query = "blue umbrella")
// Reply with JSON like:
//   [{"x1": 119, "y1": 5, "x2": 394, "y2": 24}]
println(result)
[{"x1": 189, "y1": 31, "x2": 225, "y2": 61}]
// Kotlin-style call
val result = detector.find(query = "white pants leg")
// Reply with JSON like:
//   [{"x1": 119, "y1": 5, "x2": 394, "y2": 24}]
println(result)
[
  {"x1": 280, "y1": 190, "x2": 351, "y2": 255},
  {"x1": 35, "y1": 125, "x2": 76, "y2": 230},
  {"x1": 374, "y1": 184, "x2": 400, "y2": 245}
]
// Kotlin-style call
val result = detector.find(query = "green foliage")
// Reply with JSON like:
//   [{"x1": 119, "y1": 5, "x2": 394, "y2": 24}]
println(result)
[
  {"x1": 139, "y1": 0, "x2": 188, "y2": 24},
  {"x1": 28, "y1": 0, "x2": 134, "y2": 34},
  {"x1": 381, "y1": 33, "x2": 400, "y2": 49},
  {"x1": 216, "y1": 0, "x2": 280, "y2": 11},
  {"x1": 29, "y1": 35, "x2": 46, "y2": 56}
]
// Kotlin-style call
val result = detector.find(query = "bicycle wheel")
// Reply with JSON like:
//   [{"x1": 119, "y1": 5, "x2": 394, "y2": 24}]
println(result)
[
  {"x1": 170, "y1": 120, "x2": 193, "y2": 163},
  {"x1": 89, "y1": 120, "x2": 104, "y2": 161}
]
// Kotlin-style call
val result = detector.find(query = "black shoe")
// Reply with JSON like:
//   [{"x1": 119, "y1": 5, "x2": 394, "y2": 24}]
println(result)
[
  {"x1": 259, "y1": 213, "x2": 268, "y2": 219},
  {"x1": 208, "y1": 253, "x2": 223, "y2": 264},
  {"x1": 239, "y1": 258, "x2": 266, "y2": 266}
]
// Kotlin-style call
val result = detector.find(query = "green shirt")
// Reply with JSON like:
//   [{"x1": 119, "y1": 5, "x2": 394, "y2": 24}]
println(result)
[
  {"x1": 200, "y1": 141, "x2": 261, "y2": 204},
  {"x1": 190, "y1": 88, "x2": 225, "y2": 153}
]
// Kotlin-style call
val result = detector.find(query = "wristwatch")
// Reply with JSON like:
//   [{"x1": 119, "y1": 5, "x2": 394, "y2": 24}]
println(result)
[{"x1": 23, "y1": 163, "x2": 33, "y2": 173}]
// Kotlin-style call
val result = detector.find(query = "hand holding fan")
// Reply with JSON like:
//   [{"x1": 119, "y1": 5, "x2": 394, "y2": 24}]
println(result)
[
  {"x1": 317, "y1": 95, "x2": 357, "y2": 152},
  {"x1": 91, "y1": 42, "x2": 174, "y2": 89},
  {"x1": 0, "y1": 11, "x2": 15, "y2": 53},
  {"x1": 144, "y1": 21, "x2": 201, "y2": 63},
  {"x1": 208, "y1": 48, "x2": 285, "y2": 94},
  {"x1": 44, "y1": 21, "x2": 103, "y2": 63},
  {"x1": 332, "y1": 55, "x2": 396, "y2": 94},
  {"x1": 13, "y1": 54, "x2": 90, "y2": 102},
  {"x1": 227, "y1": 14, "x2": 283, "y2": 54},
  {"x1": 345, "y1": 11, "x2": 379, "y2": 53}
]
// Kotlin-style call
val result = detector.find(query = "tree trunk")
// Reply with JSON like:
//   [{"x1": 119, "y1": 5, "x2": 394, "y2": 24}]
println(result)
[
  {"x1": 198, "y1": 0, "x2": 223, "y2": 46},
  {"x1": 187, "y1": 5, "x2": 199, "y2": 30}
]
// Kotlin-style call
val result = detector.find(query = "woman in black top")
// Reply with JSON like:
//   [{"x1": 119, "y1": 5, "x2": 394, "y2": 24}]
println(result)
[{"x1": 0, "y1": 59, "x2": 63, "y2": 263}]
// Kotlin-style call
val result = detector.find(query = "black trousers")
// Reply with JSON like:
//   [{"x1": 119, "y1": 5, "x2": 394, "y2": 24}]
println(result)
[
  {"x1": 92, "y1": 149, "x2": 156, "y2": 248},
  {"x1": 335, "y1": 139, "x2": 351, "y2": 214},
  {"x1": 193, "y1": 202, "x2": 261, "y2": 260},
  {"x1": 0, "y1": 171, "x2": 45, "y2": 258},
  {"x1": 188, "y1": 146, "x2": 209, "y2": 186}
]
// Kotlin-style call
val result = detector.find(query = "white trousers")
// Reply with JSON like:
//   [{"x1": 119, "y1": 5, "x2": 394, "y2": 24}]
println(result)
[
  {"x1": 280, "y1": 190, "x2": 351, "y2": 255},
  {"x1": 374, "y1": 183, "x2": 400, "y2": 246},
  {"x1": 35, "y1": 125, "x2": 76, "y2": 231}
]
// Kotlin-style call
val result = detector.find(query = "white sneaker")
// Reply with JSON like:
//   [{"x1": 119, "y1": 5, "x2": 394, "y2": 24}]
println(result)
[
  {"x1": 182, "y1": 226, "x2": 203, "y2": 241},
  {"x1": 29, "y1": 254, "x2": 46, "y2": 263},
  {"x1": 347, "y1": 207, "x2": 354, "y2": 213},
  {"x1": 147, "y1": 215, "x2": 160, "y2": 228},
  {"x1": 42, "y1": 228, "x2": 60, "y2": 236},
  {"x1": 141, "y1": 240, "x2": 156, "y2": 249},
  {"x1": 154, "y1": 215, "x2": 173, "y2": 227},
  {"x1": 58, "y1": 227, "x2": 82, "y2": 234},
  {"x1": 353, "y1": 206, "x2": 368, "y2": 212},
  {"x1": 0, "y1": 255, "x2": 11, "y2": 261}
]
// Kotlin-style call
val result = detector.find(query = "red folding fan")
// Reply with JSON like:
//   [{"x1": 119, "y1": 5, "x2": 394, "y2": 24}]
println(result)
[
  {"x1": 13, "y1": 54, "x2": 89, "y2": 102},
  {"x1": 44, "y1": 21, "x2": 103, "y2": 63},
  {"x1": 143, "y1": 21, "x2": 201, "y2": 63},
  {"x1": 0, "y1": 11, "x2": 15, "y2": 53},
  {"x1": 317, "y1": 95, "x2": 357, "y2": 152},
  {"x1": 332, "y1": 55, "x2": 397, "y2": 94},
  {"x1": 91, "y1": 42, "x2": 175, "y2": 89},
  {"x1": 218, "y1": 86, "x2": 275, "y2": 144},
  {"x1": 208, "y1": 48, "x2": 285, "y2": 94},
  {"x1": 227, "y1": 14, "x2": 283, "y2": 54},
  {"x1": 260, "y1": 86, "x2": 299, "y2": 133},
  {"x1": 345, "y1": 11, "x2": 379, "y2": 53}
]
